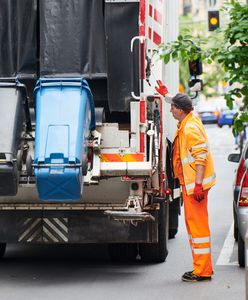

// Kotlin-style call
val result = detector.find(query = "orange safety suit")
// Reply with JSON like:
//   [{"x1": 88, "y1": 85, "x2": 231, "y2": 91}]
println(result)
[{"x1": 173, "y1": 111, "x2": 216, "y2": 277}]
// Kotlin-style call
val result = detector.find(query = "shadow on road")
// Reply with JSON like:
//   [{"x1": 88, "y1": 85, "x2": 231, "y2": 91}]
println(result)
[{"x1": 0, "y1": 244, "x2": 147, "y2": 285}]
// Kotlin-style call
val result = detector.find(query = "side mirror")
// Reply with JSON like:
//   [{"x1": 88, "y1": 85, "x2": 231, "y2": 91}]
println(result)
[{"x1": 228, "y1": 153, "x2": 241, "y2": 163}]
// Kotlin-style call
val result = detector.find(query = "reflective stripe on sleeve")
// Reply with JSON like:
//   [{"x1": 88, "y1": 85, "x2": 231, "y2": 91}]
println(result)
[
  {"x1": 185, "y1": 123, "x2": 201, "y2": 133},
  {"x1": 185, "y1": 174, "x2": 216, "y2": 192},
  {"x1": 197, "y1": 153, "x2": 208, "y2": 159},
  {"x1": 182, "y1": 156, "x2": 195, "y2": 165},
  {"x1": 191, "y1": 143, "x2": 208, "y2": 149}
]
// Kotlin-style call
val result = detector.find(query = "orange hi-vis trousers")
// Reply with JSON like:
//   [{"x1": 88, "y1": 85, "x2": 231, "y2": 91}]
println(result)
[{"x1": 182, "y1": 186, "x2": 213, "y2": 277}]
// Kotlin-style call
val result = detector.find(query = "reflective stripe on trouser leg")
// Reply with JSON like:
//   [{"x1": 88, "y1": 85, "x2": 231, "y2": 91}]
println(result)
[{"x1": 182, "y1": 186, "x2": 213, "y2": 276}]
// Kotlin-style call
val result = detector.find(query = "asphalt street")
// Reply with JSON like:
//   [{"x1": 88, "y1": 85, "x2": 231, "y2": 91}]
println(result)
[{"x1": 0, "y1": 124, "x2": 245, "y2": 300}]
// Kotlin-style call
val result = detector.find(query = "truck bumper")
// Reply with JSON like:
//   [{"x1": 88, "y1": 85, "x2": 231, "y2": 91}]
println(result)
[{"x1": 0, "y1": 210, "x2": 158, "y2": 244}]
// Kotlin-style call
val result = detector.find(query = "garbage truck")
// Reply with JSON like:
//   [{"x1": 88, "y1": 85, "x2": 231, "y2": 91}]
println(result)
[{"x1": 0, "y1": 0, "x2": 181, "y2": 262}]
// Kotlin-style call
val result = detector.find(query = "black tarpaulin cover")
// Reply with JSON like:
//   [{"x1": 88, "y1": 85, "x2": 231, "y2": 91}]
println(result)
[
  {"x1": 0, "y1": 0, "x2": 139, "y2": 112},
  {"x1": 0, "y1": 0, "x2": 38, "y2": 78},
  {"x1": 39, "y1": 0, "x2": 107, "y2": 78}
]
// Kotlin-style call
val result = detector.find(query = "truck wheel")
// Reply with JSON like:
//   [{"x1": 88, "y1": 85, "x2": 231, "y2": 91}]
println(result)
[
  {"x1": 0, "y1": 243, "x2": 6, "y2": 258},
  {"x1": 238, "y1": 231, "x2": 245, "y2": 267},
  {"x1": 169, "y1": 209, "x2": 178, "y2": 239},
  {"x1": 108, "y1": 243, "x2": 138, "y2": 262},
  {"x1": 139, "y1": 201, "x2": 168, "y2": 263},
  {"x1": 169, "y1": 197, "x2": 180, "y2": 239}
]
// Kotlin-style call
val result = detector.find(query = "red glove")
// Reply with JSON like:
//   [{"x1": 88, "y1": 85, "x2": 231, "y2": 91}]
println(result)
[
  {"x1": 155, "y1": 80, "x2": 168, "y2": 96},
  {"x1": 193, "y1": 183, "x2": 204, "y2": 202}
]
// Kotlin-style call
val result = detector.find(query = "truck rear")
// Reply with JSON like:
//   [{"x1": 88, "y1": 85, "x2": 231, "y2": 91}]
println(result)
[{"x1": 0, "y1": 0, "x2": 180, "y2": 262}]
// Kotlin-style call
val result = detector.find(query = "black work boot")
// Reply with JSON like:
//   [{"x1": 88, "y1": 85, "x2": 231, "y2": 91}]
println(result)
[{"x1": 181, "y1": 271, "x2": 212, "y2": 282}]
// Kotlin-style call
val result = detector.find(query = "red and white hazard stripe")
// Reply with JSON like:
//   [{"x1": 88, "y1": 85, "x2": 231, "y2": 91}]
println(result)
[{"x1": 146, "y1": 0, "x2": 163, "y2": 47}]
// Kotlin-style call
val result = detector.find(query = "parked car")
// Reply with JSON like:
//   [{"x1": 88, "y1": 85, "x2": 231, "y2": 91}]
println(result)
[
  {"x1": 197, "y1": 106, "x2": 219, "y2": 124},
  {"x1": 217, "y1": 107, "x2": 238, "y2": 128},
  {"x1": 228, "y1": 141, "x2": 248, "y2": 267}
]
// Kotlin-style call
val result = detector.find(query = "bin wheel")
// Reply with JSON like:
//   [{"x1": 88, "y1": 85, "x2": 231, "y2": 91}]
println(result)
[{"x1": 26, "y1": 153, "x2": 33, "y2": 176}]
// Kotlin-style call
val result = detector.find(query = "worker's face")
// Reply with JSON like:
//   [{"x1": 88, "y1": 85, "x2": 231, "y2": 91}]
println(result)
[{"x1": 170, "y1": 104, "x2": 183, "y2": 121}]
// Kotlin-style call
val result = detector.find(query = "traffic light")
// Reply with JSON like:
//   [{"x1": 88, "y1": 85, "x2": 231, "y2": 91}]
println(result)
[{"x1": 208, "y1": 10, "x2": 220, "y2": 31}]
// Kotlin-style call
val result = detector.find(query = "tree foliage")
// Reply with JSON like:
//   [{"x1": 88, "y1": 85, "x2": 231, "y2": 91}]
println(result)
[{"x1": 159, "y1": 0, "x2": 248, "y2": 131}]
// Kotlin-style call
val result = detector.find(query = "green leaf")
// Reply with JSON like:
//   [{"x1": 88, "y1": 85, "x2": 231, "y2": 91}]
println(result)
[
  {"x1": 240, "y1": 114, "x2": 248, "y2": 123},
  {"x1": 172, "y1": 51, "x2": 178, "y2": 61},
  {"x1": 227, "y1": 98, "x2": 233, "y2": 109},
  {"x1": 163, "y1": 54, "x2": 171, "y2": 65},
  {"x1": 234, "y1": 119, "x2": 244, "y2": 132}
]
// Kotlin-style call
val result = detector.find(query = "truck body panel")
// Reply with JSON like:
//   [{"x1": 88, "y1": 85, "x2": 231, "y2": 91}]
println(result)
[{"x1": 0, "y1": 0, "x2": 180, "y2": 262}]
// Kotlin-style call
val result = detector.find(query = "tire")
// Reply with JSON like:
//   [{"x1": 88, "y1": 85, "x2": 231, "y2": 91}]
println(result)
[
  {"x1": 0, "y1": 243, "x2": 6, "y2": 258},
  {"x1": 169, "y1": 197, "x2": 180, "y2": 239},
  {"x1": 238, "y1": 231, "x2": 245, "y2": 267},
  {"x1": 139, "y1": 201, "x2": 168, "y2": 263},
  {"x1": 233, "y1": 204, "x2": 238, "y2": 241},
  {"x1": 108, "y1": 243, "x2": 138, "y2": 262},
  {"x1": 218, "y1": 124, "x2": 222, "y2": 128},
  {"x1": 169, "y1": 209, "x2": 179, "y2": 239}
]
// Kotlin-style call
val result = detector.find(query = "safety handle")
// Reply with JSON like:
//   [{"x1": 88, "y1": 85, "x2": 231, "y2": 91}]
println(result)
[{"x1": 130, "y1": 36, "x2": 145, "y2": 100}]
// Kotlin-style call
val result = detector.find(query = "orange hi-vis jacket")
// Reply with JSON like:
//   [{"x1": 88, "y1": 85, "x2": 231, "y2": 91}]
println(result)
[{"x1": 173, "y1": 112, "x2": 216, "y2": 195}]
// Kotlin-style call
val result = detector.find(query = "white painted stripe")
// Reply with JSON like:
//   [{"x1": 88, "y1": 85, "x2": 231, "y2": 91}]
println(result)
[
  {"x1": 216, "y1": 223, "x2": 237, "y2": 266},
  {"x1": 43, "y1": 218, "x2": 68, "y2": 242},
  {"x1": 27, "y1": 227, "x2": 42, "y2": 243},
  {"x1": 148, "y1": 17, "x2": 162, "y2": 36},
  {"x1": 43, "y1": 226, "x2": 59, "y2": 242},
  {"x1": 54, "y1": 218, "x2": 68, "y2": 233},
  {"x1": 151, "y1": 0, "x2": 163, "y2": 13},
  {"x1": 24, "y1": 218, "x2": 32, "y2": 226},
  {"x1": 18, "y1": 218, "x2": 41, "y2": 242}
]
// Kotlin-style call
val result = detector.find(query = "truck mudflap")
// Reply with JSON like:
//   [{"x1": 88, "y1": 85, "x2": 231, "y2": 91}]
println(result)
[
  {"x1": 0, "y1": 210, "x2": 158, "y2": 244},
  {"x1": 34, "y1": 78, "x2": 95, "y2": 202}
]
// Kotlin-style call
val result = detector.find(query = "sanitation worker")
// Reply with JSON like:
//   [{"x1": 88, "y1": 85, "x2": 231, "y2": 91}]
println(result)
[{"x1": 167, "y1": 93, "x2": 216, "y2": 282}]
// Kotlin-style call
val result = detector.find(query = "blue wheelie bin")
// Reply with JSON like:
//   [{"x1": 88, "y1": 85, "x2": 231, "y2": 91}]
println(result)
[{"x1": 34, "y1": 78, "x2": 95, "y2": 201}]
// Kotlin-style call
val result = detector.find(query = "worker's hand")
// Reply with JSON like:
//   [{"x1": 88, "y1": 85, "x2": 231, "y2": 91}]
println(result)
[
  {"x1": 193, "y1": 183, "x2": 204, "y2": 202},
  {"x1": 155, "y1": 80, "x2": 168, "y2": 97}
]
